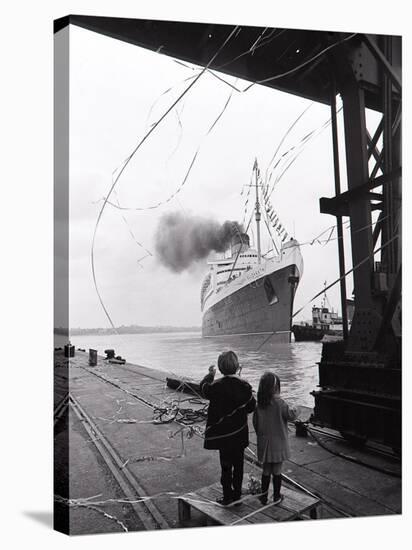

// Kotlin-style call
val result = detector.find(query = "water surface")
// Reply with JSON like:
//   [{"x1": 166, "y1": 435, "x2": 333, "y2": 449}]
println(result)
[{"x1": 71, "y1": 332, "x2": 322, "y2": 408}]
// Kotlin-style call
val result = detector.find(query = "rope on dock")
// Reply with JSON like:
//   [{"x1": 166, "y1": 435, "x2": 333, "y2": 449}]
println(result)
[
  {"x1": 153, "y1": 398, "x2": 208, "y2": 425},
  {"x1": 55, "y1": 486, "x2": 277, "y2": 516}
]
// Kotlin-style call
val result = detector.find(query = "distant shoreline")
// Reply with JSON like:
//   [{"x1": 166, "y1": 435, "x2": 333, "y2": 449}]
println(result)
[{"x1": 55, "y1": 326, "x2": 201, "y2": 336}]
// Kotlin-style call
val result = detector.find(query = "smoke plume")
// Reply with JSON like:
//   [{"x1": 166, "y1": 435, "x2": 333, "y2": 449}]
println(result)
[{"x1": 154, "y1": 212, "x2": 244, "y2": 272}]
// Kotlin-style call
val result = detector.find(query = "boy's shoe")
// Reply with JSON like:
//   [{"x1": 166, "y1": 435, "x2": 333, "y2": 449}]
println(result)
[
  {"x1": 273, "y1": 494, "x2": 284, "y2": 505},
  {"x1": 216, "y1": 496, "x2": 233, "y2": 506},
  {"x1": 258, "y1": 495, "x2": 268, "y2": 505}
]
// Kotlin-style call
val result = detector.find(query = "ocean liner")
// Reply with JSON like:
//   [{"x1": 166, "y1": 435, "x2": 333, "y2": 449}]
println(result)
[{"x1": 201, "y1": 162, "x2": 303, "y2": 341}]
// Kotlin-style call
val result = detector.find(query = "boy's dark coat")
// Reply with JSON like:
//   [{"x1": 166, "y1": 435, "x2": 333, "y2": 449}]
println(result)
[{"x1": 200, "y1": 373, "x2": 256, "y2": 450}]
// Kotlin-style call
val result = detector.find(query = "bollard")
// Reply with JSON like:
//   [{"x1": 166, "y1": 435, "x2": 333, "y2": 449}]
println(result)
[
  {"x1": 89, "y1": 349, "x2": 98, "y2": 367},
  {"x1": 295, "y1": 420, "x2": 308, "y2": 438},
  {"x1": 64, "y1": 342, "x2": 75, "y2": 358}
]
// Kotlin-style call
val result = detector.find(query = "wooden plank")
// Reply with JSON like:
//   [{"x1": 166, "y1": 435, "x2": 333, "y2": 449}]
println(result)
[
  {"x1": 182, "y1": 482, "x2": 313, "y2": 525},
  {"x1": 181, "y1": 491, "x2": 253, "y2": 525},
  {"x1": 237, "y1": 482, "x2": 318, "y2": 522},
  {"x1": 236, "y1": 499, "x2": 294, "y2": 523},
  {"x1": 279, "y1": 486, "x2": 319, "y2": 515},
  {"x1": 195, "y1": 486, "x2": 256, "y2": 524},
  {"x1": 178, "y1": 499, "x2": 191, "y2": 524},
  {"x1": 196, "y1": 483, "x2": 272, "y2": 518},
  {"x1": 198, "y1": 482, "x2": 311, "y2": 522},
  {"x1": 233, "y1": 512, "x2": 283, "y2": 525}
]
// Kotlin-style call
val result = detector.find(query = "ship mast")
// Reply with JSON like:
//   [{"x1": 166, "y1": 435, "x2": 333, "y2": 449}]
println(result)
[
  {"x1": 321, "y1": 281, "x2": 327, "y2": 309},
  {"x1": 254, "y1": 159, "x2": 262, "y2": 264}
]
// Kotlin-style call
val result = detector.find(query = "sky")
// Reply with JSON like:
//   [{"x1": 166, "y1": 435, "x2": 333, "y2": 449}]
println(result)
[{"x1": 67, "y1": 24, "x2": 381, "y2": 328}]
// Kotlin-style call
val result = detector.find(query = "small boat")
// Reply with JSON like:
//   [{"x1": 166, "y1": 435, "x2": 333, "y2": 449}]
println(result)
[
  {"x1": 292, "y1": 323, "x2": 324, "y2": 342},
  {"x1": 292, "y1": 284, "x2": 354, "y2": 342}
]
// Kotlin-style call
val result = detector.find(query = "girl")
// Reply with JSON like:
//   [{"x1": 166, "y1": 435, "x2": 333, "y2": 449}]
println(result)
[{"x1": 253, "y1": 372, "x2": 297, "y2": 505}]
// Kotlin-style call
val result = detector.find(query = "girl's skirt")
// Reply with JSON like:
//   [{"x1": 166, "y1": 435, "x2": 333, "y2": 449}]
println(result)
[{"x1": 262, "y1": 462, "x2": 283, "y2": 475}]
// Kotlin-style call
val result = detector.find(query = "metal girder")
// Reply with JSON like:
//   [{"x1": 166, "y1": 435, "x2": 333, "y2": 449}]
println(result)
[
  {"x1": 368, "y1": 193, "x2": 383, "y2": 201},
  {"x1": 370, "y1": 151, "x2": 384, "y2": 180},
  {"x1": 330, "y1": 78, "x2": 349, "y2": 340},
  {"x1": 372, "y1": 211, "x2": 384, "y2": 247},
  {"x1": 367, "y1": 120, "x2": 383, "y2": 161},
  {"x1": 55, "y1": 16, "x2": 402, "y2": 113},
  {"x1": 368, "y1": 106, "x2": 401, "y2": 179},
  {"x1": 338, "y1": 79, "x2": 383, "y2": 349},
  {"x1": 55, "y1": 15, "x2": 342, "y2": 106},
  {"x1": 374, "y1": 265, "x2": 401, "y2": 349},
  {"x1": 319, "y1": 168, "x2": 401, "y2": 217},
  {"x1": 362, "y1": 34, "x2": 401, "y2": 91},
  {"x1": 320, "y1": 32, "x2": 401, "y2": 356}
]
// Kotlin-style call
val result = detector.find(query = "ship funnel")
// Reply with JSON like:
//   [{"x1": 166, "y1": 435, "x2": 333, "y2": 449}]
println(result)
[{"x1": 231, "y1": 233, "x2": 250, "y2": 256}]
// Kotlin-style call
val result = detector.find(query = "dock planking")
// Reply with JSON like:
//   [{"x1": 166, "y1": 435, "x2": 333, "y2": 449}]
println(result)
[{"x1": 284, "y1": 462, "x2": 398, "y2": 517}]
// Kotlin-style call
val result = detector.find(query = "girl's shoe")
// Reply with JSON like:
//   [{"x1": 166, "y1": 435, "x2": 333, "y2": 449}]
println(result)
[
  {"x1": 259, "y1": 474, "x2": 271, "y2": 505},
  {"x1": 272, "y1": 475, "x2": 283, "y2": 504}
]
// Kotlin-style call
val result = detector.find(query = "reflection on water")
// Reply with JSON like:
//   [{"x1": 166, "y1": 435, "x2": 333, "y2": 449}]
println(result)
[{"x1": 71, "y1": 332, "x2": 322, "y2": 408}]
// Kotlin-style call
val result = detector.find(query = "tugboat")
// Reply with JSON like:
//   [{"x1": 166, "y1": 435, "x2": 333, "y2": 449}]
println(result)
[
  {"x1": 292, "y1": 285, "x2": 354, "y2": 342},
  {"x1": 292, "y1": 322, "x2": 324, "y2": 342}
]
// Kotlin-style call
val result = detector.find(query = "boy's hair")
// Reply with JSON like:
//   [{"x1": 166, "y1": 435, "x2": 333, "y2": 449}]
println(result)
[
  {"x1": 257, "y1": 371, "x2": 281, "y2": 409},
  {"x1": 217, "y1": 350, "x2": 239, "y2": 375}
]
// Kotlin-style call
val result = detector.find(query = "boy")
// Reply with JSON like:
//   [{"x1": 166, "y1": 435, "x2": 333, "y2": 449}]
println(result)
[{"x1": 200, "y1": 351, "x2": 256, "y2": 505}]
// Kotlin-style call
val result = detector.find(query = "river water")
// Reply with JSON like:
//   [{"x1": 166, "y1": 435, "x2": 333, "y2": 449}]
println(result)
[{"x1": 71, "y1": 332, "x2": 322, "y2": 408}]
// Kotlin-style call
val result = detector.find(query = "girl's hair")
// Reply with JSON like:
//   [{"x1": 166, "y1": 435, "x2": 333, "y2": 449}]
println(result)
[{"x1": 257, "y1": 371, "x2": 281, "y2": 409}]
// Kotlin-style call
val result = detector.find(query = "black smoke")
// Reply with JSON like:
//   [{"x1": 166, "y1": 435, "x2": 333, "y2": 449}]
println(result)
[{"x1": 154, "y1": 212, "x2": 244, "y2": 272}]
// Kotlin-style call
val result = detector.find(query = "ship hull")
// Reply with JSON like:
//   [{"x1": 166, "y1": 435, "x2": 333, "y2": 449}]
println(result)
[{"x1": 202, "y1": 265, "x2": 298, "y2": 341}]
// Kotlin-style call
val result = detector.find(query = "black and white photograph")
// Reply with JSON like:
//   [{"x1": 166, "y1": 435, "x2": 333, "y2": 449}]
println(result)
[
  {"x1": 3, "y1": 2, "x2": 409, "y2": 548},
  {"x1": 52, "y1": 13, "x2": 402, "y2": 536}
]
